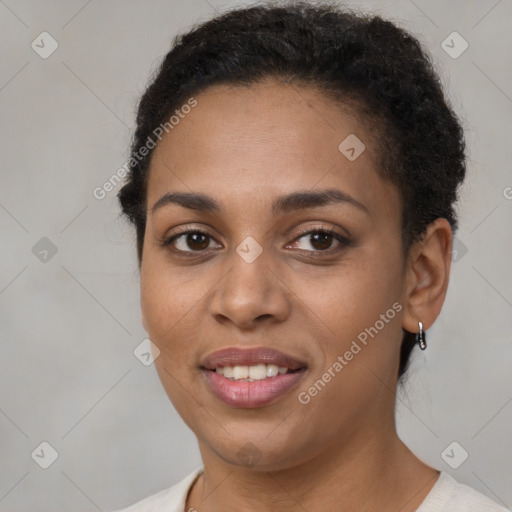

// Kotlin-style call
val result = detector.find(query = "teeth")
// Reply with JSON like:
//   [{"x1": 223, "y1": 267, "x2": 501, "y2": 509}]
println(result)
[
  {"x1": 223, "y1": 366, "x2": 234, "y2": 378},
  {"x1": 233, "y1": 366, "x2": 249, "y2": 380},
  {"x1": 215, "y1": 364, "x2": 291, "y2": 381},
  {"x1": 266, "y1": 364, "x2": 279, "y2": 377},
  {"x1": 249, "y1": 364, "x2": 267, "y2": 380}
]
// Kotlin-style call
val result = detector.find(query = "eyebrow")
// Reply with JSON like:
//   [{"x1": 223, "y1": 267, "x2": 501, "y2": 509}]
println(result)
[{"x1": 151, "y1": 188, "x2": 368, "y2": 215}]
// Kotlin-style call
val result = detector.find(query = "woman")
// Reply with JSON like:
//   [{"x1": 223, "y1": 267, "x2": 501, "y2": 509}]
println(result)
[{"x1": 114, "y1": 2, "x2": 509, "y2": 511}]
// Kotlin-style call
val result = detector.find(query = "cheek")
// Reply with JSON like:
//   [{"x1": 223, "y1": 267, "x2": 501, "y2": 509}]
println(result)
[
  {"x1": 302, "y1": 257, "x2": 402, "y2": 335},
  {"x1": 291, "y1": 256, "x2": 404, "y2": 423},
  {"x1": 140, "y1": 255, "x2": 190, "y2": 352},
  {"x1": 293, "y1": 245, "x2": 405, "y2": 386},
  {"x1": 139, "y1": 250, "x2": 217, "y2": 371},
  {"x1": 141, "y1": 248, "x2": 191, "y2": 328},
  {"x1": 139, "y1": 257, "x2": 204, "y2": 414},
  {"x1": 140, "y1": 267, "x2": 173, "y2": 340}
]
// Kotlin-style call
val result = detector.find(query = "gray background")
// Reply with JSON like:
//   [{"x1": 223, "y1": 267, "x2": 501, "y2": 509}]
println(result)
[{"x1": 1, "y1": 0, "x2": 511, "y2": 511}]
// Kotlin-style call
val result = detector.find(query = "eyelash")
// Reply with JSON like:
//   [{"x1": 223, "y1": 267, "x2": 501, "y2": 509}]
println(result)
[{"x1": 160, "y1": 225, "x2": 351, "y2": 258}]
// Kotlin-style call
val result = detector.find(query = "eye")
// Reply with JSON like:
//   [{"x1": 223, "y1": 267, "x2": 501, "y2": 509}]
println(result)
[
  {"x1": 161, "y1": 226, "x2": 350, "y2": 257},
  {"x1": 286, "y1": 228, "x2": 350, "y2": 255},
  {"x1": 161, "y1": 228, "x2": 221, "y2": 254}
]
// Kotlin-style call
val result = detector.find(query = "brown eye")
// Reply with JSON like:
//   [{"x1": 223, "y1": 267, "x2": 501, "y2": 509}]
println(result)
[
  {"x1": 308, "y1": 231, "x2": 334, "y2": 250},
  {"x1": 162, "y1": 230, "x2": 220, "y2": 253},
  {"x1": 185, "y1": 232, "x2": 209, "y2": 250},
  {"x1": 286, "y1": 228, "x2": 351, "y2": 257}
]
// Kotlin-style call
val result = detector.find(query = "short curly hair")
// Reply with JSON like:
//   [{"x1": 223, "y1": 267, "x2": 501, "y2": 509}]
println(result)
[{"x1": 118, "y1": 0, "x2": 466, "y2": 379}]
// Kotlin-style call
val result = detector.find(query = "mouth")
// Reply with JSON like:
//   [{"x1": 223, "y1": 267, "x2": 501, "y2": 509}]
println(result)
[
  {"x1": 200, "y1": 346, "x2": 308, "y2": 408},
  {"x1": 209, "y1": 363, "x2": 303, "y2": 381}
]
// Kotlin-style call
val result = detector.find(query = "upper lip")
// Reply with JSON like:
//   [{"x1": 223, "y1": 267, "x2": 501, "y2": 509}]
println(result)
[{"x1": 200, "y1": 347, "x2": 307, "y2": 371}]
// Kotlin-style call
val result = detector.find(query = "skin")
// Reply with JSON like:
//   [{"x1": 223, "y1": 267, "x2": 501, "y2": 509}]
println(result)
[{"x1": 139, "y1": 78, "x2": 453, "y2": 512}]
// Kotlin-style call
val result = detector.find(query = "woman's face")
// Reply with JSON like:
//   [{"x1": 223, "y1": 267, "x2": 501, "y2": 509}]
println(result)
[{"x1": 140, "y1": 79, "x2": 408, "y2": 470}]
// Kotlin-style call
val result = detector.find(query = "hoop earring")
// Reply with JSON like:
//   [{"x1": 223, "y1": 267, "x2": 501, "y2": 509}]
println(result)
[{"x1": 416, "y1": 321, "x2": 427, "y2": 350}]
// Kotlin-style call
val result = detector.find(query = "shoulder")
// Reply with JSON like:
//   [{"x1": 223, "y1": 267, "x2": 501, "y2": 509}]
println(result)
[
  {"x1": 111, "y1": 466, "x2": 203, "y2": 512},
  {"x1": 417, "y1": 471, "x2": 510, "y2": 512}
]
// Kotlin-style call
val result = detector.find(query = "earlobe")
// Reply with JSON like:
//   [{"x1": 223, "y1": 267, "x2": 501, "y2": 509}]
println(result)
[{"x1": 402, "y1": 218, "x2": 453, "y2": 334}]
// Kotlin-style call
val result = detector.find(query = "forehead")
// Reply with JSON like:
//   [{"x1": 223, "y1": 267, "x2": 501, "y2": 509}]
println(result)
[{"x1": 145, "y1": 80, "x2": 398, "y2": 219}]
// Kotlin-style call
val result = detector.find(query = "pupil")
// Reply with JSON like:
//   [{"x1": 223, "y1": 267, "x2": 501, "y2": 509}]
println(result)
[
  {"x1": 311, "y1": 232, "x2": 331, "y2": 250},
  {"x1": 188, "y1": 233, "x2": 209, "y2": 250}
]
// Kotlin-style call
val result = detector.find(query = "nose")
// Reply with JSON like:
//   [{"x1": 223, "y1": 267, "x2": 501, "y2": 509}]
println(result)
[{"x1": 208, "y1": 245, "x2": 291, "y2": 331}]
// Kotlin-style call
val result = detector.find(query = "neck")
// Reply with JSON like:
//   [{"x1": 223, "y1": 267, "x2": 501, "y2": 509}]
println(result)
[{"x1": 186, "y1": 423, "x2": 439, "y2": 512}]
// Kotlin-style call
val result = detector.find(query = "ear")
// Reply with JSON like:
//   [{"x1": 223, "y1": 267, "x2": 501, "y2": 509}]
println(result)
[{"x1": 402, "y1": 218, "x2": 453, "y2": 334}]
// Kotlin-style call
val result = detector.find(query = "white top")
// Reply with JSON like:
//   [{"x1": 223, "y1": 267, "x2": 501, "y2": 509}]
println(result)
[{"x1": 113, "y1": 467, "x2": 510, "y2": 512}]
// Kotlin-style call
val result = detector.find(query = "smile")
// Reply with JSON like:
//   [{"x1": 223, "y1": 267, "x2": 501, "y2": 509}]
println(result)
[
  {"x1": 200, "y1": 347, "x2": 308, "y2": 408},
  {"x1": 215, "y1": 363, "x2": 293, "y2": 381}
]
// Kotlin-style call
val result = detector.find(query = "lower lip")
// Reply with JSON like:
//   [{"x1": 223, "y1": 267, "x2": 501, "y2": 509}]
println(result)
[{"x1": 202, "y1": 369, "x2": 307, "y2": 408}]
